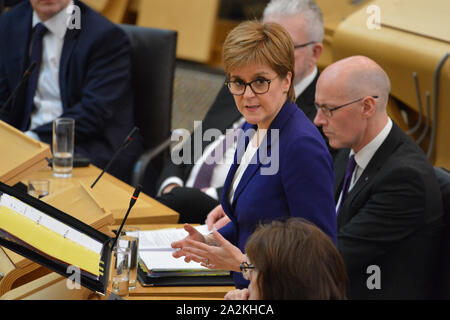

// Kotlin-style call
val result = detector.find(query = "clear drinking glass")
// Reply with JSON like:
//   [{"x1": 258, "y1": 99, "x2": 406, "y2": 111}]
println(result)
[
  {"x1": 52, "y1": 118, "x2": 75, "y2": 178},
  {"x1": 119, "y1": 226, "x2": 140, "y2": 290},
  {"x1": 111, "y1": 246, "x2": 131, "y2": 297},
  {"x1": 27, "y1": 179, "x2": 50, "y2": 199}
]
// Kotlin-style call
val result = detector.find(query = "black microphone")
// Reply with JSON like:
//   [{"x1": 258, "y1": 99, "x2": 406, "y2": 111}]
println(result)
[
  {"x1": 90, "y1": 126, "x2": 140, "y2": 189},
  {"x1": 111, "y1": 184, "x2": 142, "y2": 249},
  {"x1": 0, "y1": 61, "x2": 37, "y2": 115}
]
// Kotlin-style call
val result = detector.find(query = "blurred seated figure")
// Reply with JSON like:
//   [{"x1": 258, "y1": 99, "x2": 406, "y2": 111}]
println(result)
[
  {"x1": 0, "y1": 0, "x2": 26, "y2": 12},
  {"x1": 225, "y1": 218, "x2": 348, "y2": 300},
  {"x1": 0, "y1": 0, "x2": 143, "y2": 183}
]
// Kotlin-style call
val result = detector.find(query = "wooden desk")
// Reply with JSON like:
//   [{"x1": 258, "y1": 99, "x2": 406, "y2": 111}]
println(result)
[
  {"x1": 22, "y1": 165, "x2": 179, "y2": 225},
  {"x1": 0, "y1": 167, "x2": 178, "y2": 296},
  {"x1": 1, "y1": 225, "x2": 234, "y2": 300},
  {"x1": 107, "y1": 224, "x2": 235, "y2": 300}
]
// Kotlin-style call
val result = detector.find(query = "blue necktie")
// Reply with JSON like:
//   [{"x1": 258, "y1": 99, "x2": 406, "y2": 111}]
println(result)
[
  {"x1": 23, "y1": 23, "x2": 48, "y2": 131},
  {"x1": 337, "y1": 154, "x2": 356, "y2": 215}
]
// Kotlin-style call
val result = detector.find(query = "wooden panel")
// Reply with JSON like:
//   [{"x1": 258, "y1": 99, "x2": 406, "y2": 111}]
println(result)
[
  {"x1": 83, "y1": 0, "x2": 109, "y2": 12},
  {"x1": 126, "y1": 282, "x2": 233, "y2": 299},
  {"x1": 43, "y1": 182, "x2": 114, "y2": 230},
  {"x1": 137, "y1": 0, "x2": 220, "y2": 63},
  {"x1": 379, "y1": 0, "x2": 450, "y2": 43},
  {"x1": 0, "y1": 273, "x2": 91, "y2": 300},
  {"x1": 315, "y1": 0, "x2": 367, "y2": 70},
  {"x1": 0, "y1": 248, "x2": 15, "y2": 277},
  {"x1": 22, "y1": 165, "x2": 179, "y2": 225},
  {"x1": 0, "y1": 121, "x2": 51, "y2": 186},
  {"x1": 102, "y1": 0, "x2": 130, "y2": 23}
]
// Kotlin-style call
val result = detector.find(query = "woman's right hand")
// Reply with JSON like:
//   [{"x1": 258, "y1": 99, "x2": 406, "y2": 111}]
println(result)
[
  {"x1": 171, "y1": 224, "x2": 206, "y2": 262},
  {"x1": 225, "y1": 289, "x2": 250, "y2": 300}
]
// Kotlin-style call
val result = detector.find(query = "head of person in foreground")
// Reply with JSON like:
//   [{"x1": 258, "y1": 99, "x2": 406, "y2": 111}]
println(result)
[{"x1": 227, "y1": 218, "x2": 348, "y2": 300}]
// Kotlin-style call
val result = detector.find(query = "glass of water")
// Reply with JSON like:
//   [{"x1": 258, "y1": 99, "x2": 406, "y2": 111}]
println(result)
[
  {"x1": 52, "y1": 118, "x2": 75, "y2": 178},
  {"x1": 111, "y1": 246, "x2": 131, "y2": 297},
  {"x1": 119, "y1": 226, "x2": 140, "y2": 290},
  {"x1": 27, "y1": 179, "x2": 50, "y2": 199}
]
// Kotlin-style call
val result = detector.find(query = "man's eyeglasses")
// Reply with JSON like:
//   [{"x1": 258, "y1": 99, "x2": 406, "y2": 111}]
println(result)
[
  {"x1": 240, "y1": 262, "x2": 255, "y2": 281},
  {"x1": 225, "y1": 77, "x2": 276, "y2": 96},
  {"x1": 315, "y1": 96, "x2": 378, "y2": 117},
  {"x1": 294, "y1": 41, "x2": 317, "y2": 49}
]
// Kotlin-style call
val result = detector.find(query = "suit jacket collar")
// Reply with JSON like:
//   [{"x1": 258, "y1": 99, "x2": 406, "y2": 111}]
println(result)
[
  {"x1": 295, "y1": 70, "x2": 319, "y2": 122},
  {"x1": 10, "y1": 1, "x2": 82, "y2": 112},
  {"x1": 336, "y1": 122, "x2": 404, "y2": 225},
  {"x1": 59, "y1": 0, "x2": 83, "y2": 110},
  {"x1": 11, "y1": 2, "x2": 33, "y2": 79},
  {"x1": 221, "y1": 100, "x2": 297, "y2": 215}
]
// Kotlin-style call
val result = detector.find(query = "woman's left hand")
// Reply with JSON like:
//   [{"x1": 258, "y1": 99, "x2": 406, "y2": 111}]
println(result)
[
  {"x1": 224, "y1": 289, "x2": 249, "y2": 300},
  {"x1": 182, "y1": 230, "x2": 246, "y2": 272}
]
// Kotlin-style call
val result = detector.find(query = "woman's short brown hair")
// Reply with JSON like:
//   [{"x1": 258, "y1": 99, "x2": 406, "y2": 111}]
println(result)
[
  {"x1": 245, "y1": 218, "x2": 348, "y2": 299},
  {"x1": 222, "y1": 20, "x2": 296, "y2": 102}
]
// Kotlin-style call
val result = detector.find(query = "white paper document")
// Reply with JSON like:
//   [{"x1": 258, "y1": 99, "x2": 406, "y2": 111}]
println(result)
[
  {"x1": 140, "y1": 250, "x2": 208, "y2": 271},
  {"x1": 135, "y1": 225, "x2": 213, "y2": 272},
  {"x1": 133, "y1": 225, "x2": 211, "y2": 251}
]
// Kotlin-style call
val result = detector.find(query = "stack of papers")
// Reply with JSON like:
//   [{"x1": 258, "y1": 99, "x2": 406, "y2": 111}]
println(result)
[{"x1": 134, "y1": 226, "x2": 229, "y2": 278}]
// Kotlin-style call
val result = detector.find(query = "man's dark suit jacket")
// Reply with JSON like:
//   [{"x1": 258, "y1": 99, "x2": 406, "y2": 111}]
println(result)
[
  {"x1": 335, "y1": 122, "x2": 445, "y2": 299},
  {"x1": 0, "y1": 1, "x2": 143, "y2": 183},
  {"x1": 157, "y1": 71, "x2": 327, "y2": 193}
]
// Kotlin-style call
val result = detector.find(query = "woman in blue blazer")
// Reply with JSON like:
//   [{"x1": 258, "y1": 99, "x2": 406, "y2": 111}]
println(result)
[{"x1": 173, "y1": 21, "x2": 336, "y2": 289}]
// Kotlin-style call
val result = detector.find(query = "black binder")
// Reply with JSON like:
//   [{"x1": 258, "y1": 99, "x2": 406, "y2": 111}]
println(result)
[
  {"x1": 0, "y1": 181, "x2": 113, "y2": 295},
  {"x1": 137, "y1": 262, "x2": 234, "y2": 287}
]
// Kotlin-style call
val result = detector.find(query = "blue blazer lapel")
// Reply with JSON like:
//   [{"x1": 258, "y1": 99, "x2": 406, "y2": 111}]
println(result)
[
  {"x1": 231, "y1": 140, "x2": 262, "y2": 207},
  {"x1": 223, "y1": 101, "x2": 297, "y2": 210}
]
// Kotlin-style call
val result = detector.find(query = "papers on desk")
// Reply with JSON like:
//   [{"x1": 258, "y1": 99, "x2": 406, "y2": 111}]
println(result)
[
  {"x1": 0, "y1": 193, "x2": 103, "y2": 277},
  {"x1": 136, "y1": 225, "x2": 229, "y2": 276},
  {"x1": 134, "y1": 224, "x2": 210, "y2": 251}
]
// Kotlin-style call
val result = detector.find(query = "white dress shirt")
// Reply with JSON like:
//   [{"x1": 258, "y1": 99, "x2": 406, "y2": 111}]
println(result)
[
  {"x1": 228, "y1": 131, "x2": 260, "y2": 204},
  {"x1": 158, "y1": 117, "x2": 245, "y2": 198},
  {"x1": 335, "y1": 118, "x2": 393, "y2": 212},
  {"x1": 294, "y1": 66, "x2": 317, "y2": 100},
  {"x1": 25, "y1": 3, "x2": 73, "y2": 140}
]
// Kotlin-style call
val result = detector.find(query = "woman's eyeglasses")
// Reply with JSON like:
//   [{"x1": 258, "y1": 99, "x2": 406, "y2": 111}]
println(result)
[{"x1": 225, "y1": 77, "x2": 276, "y2": 96}]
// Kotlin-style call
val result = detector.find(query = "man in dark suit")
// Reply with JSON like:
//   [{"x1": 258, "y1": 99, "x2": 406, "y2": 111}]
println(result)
[
  {"x1": 314, "y1": 55, "x2": 445, "y2": 299},
  {"x1": 0, "y1": 0, "x2": 143, "y2": 183},
  {"x1": 157, "y1": 0, "x2": 332, "y2": 224}
]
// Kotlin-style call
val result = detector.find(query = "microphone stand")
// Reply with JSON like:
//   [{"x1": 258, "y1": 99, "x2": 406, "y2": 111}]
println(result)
[
  {"x1": 90, "y1": 127, "x2": 139, "y2": 189},
  {"x1": 111, "y1": 184, "x2": 142, "y2": 249}
]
